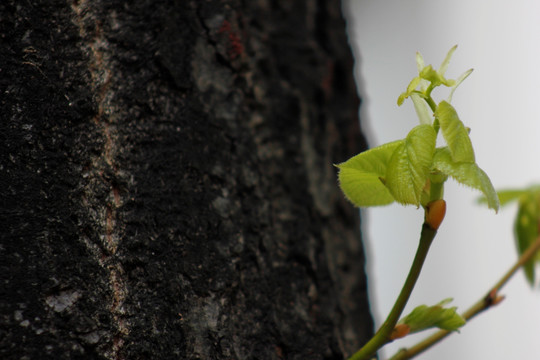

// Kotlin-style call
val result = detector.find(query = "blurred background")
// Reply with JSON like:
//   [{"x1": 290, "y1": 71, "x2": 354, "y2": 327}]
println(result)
[{"x1": 344, "y1": 1, "x2": 540, "y2": 359}]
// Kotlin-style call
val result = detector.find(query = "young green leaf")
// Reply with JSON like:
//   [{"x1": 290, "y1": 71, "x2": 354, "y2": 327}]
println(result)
[
  {"x1": 415, "y1": 52, "x2": 430, "y2": 93},
  {"x1": 416, "y1": 51, "x2": 425, "y2": 72},
  {"x1": 420, "y1": 65, "x2": 455, "y2": 88},
  {"x1": 490, "y1": 186, "x2": 540, "y2": 207},
  {"x1": 495, "y1": 189, "x2": 531, "y2": 206},
  {"x1": 336, "y1": 140, "x2": 402, "y2": 207},
  {"x1": 410, "y1": 93, "x2": 432, "y2": 125},
  {"x1": 398, "y1": 298, "x2": 465, "y2": 335},
  {"x1": 438, "y1": 45, "x2": 458, "y2": 78},
  {"x1": 435, "y1": 101, "x2": 475, "y2": 163},
  {"x1": 447, "y1": 68, "x2": 473, "y2": 103},
  {"x1": 433, "y1": 147, "x2": 499, "y2": 212},
  {"x1": 514, "y1": 191, "x2": 540, "y2": 285},
  {"x1": 398, "y1": 76, "x2": 421, "y2": 106},
  {"x1": 385, "y1": 124, "x2": 436, "y2": 205}
]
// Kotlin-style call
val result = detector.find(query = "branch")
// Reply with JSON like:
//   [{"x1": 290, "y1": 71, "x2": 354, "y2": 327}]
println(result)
[
  {"x1": 349, "y1": 222, "x2": 439, "y2": 360},
  {"x1": 389, "y1": 235, "x2": 540, "y2": 360}
]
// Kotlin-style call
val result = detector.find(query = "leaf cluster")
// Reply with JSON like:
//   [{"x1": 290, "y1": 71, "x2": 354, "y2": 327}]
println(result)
[{"x1": 337, "y1": 46, "x2": 499, "y2": 211}]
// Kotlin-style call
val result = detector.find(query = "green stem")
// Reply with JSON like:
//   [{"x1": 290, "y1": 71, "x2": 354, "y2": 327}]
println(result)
[
  {"x1": 425, "y1": 96, "x2": 437, "y2": 113},
  {"x1": 423, "y1": 94, "x2": 439, "y2": 134},
  {"x1": 389, "y1": 235, "x2": 540, "y2": 360},
  {"x1": 348, "y1": 223, "x2": 438, "y2": 360},
  {"x1": 423, "y1": 85, "x2": 437, "y2": 113}
]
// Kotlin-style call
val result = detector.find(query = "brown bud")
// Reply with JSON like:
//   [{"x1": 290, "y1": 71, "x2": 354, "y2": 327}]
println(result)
[
  {"x1": 390, "y1": 323, "x2": 411, "y2": 340},
  {"x1": 425, "y1": 199, "x2": 446, "y2": 230}
]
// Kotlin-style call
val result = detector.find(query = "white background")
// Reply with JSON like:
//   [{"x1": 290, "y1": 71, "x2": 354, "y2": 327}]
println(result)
[{"x1": 344, "y1": 1, "x2": 540, "y2": 359}]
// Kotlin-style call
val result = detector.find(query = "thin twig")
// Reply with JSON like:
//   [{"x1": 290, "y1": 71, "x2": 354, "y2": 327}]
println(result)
[{"x1": 389, "y1": 235, "x2": 540, "y2": 360}]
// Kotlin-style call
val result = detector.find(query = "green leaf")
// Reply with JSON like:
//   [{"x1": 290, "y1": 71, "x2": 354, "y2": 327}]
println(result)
[
  {"x1": 490, "y1": 186, "x2": 540, "y2": 207},
  {"x1": 496, "y1": 189, "x2": 530, "y2": 206},
  {"x1": 398, "y1": 298, "x2": 465, "y2": 334},
  {"x1": 480, "y1": 186, "x2": 540, "y2": 286},
  {"x1": 435, "y1": 101, "x2": 475, "y2": 163},
  {"x1": 415, "y1": 52, "x2": 430, "y2": 92},
  {"x1": 415, "y1": 51, "x2": 425, "y2": 72},
  {"x1": 438, "y1": 45, "x2": 458, "y2": 77},
  {"x1": 419, "y1": 65, "x2": 440, "y2": 84},
  {"x1": 398, "y1": 77, "x2": 421, "y2": 106},
  {"x1": 514, "y1": 191, "x2": 540, "y2": 286},
  {"x1": 410, "y1": 93, "x2": 432, "y2": 125},
  {"x1": 433, "y1": 147, "x2": 499, "y2": 212},
  {"x1": 386, "y1": 124, "x2": 436, "y2": 205},
  {"x1": 420, "y1": 65, "x2": 455, "y2": 87},
  {"x1": 336, "y1": 141, "x2": 402, "y2": 207},
  {"x1": 447, "y1": 68, "x2": 473, "y2": 103}
]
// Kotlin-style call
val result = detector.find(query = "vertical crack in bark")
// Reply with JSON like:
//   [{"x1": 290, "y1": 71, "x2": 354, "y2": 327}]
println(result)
[{"x1": 70, "y1": 2, "x2": 128, "y2": 358}]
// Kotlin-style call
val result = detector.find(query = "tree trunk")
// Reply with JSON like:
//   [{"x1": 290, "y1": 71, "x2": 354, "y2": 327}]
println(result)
[{"x1": 1, "y1": 1, "x2": 372, "y2": 359}]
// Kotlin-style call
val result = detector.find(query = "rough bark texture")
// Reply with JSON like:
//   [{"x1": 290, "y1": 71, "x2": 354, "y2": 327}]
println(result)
[{"x1": 1, "y1": 1, "x2": 372, "y2": 359}]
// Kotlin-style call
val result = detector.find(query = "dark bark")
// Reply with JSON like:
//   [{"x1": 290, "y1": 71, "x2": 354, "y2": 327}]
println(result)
[{"x1": 1, "y1": 1, "x2": 372, "y2": 359}]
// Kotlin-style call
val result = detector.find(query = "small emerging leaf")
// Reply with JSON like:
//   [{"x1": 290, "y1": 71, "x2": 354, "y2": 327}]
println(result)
[
  {"x1": 336, "y1": 141, "x2": 402, "y2": 207},
  {"x1": 433, "y1": 147, "x2": 499, "y2": 212},
  {"x1": 420, "y1": 65, "x2": 455, "y2": 87},
  {"x1": 410, "y1": 93, "x2": 432, "y2": 125},
  {"x1": 435, "y1": 101, "x2": 475, "y2": 163},
  {"x1": 398, "y1": 77, "x2": 421, "y2": 106},
  {"x1": 438, "y1": 45, "x2": 458, "y2": 77},
  {"x1": 419, "y1": 65, "x2": 439, "y2": 84},
  {"x1": 415, "y1": 51, "x2": 425, "y2": 72},
  {"x1": 486, "y1": 186, "x2": 540, "y2": 207},
  {"x1": 398, "y1": 298, "x2": 465, "y2": 334},
  {"x1": 448, "y1": 68, "x2": 473, "y2": 103},
  {"x1": 386, "y1": 125, "x2": 436, "y2": 206}
]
